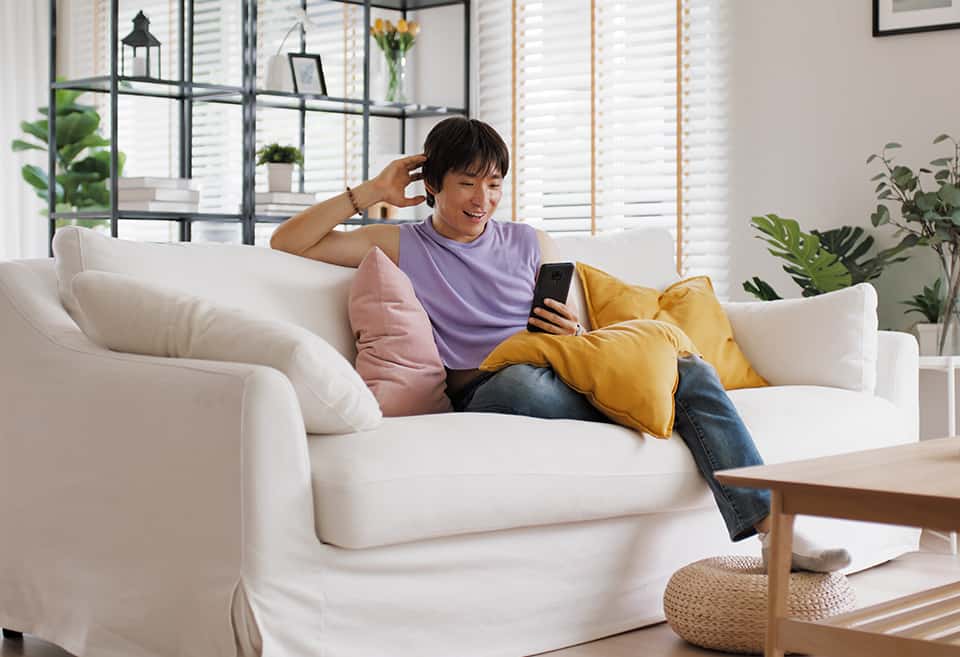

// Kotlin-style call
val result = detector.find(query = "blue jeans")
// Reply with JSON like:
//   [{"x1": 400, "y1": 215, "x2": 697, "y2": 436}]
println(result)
[{"x1": 451, "y1": 356, "x2": 770, "y2": 541}]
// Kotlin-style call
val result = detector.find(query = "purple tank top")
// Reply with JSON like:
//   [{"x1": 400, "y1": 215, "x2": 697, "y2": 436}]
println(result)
[{"x1": 399, "y1": 216, "x2": 540, "y2": 369}]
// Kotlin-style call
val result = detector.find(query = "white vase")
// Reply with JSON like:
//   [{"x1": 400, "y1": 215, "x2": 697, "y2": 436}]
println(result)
[
  {"x1": 266, "y1": 163, "x2": 294, "y2": 193},
  {"x1": 264, "y1": 54, "x2": 293, "y2": 92},
  {"x1": 914, "y1": 322, "x2": 960, "y2": 356}
]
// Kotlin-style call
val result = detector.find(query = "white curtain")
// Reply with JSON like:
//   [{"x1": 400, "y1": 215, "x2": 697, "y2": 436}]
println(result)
[{"x1": 0, "y1": 0, "x2": 49, "y2": 260}]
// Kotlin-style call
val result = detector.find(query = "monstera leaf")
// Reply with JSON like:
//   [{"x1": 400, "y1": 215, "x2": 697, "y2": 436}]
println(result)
[
  {"x1": 742, "y1": 277, "x2": 782, "y2": 301},
  {"x1": 812, "y1": 225, "x2": 917, "y2": 285},
  {"x1": 748, "y1": 214, "x2": 852, "y2": 297}
]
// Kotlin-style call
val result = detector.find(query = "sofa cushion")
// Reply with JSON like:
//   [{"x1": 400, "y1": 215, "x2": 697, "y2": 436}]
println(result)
[
  {"x1": 722, "y1": 284, "x2": 879, "y2": 394},
  {"x1": 308, "y1": 385, "x2": 912, "y2": 549},
  {"x1": 479, "y1": 319, "x2": 699, "y2": 437},
  {"x1": 52, "y1": 226, "x2": 358, "y2": 359},
  {"x1": 349, "y1": 247, "x2": 452, "y2": 416},
  {"x1": 577, "y1": 265, "x2": 768, "y2": 390},
  {"x1": 72, "y1": 270, "x2": 382, "y2": 434}
]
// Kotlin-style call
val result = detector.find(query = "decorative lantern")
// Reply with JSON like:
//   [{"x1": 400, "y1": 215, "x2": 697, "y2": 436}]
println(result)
[{"x1": 121, "y1": 11, "x2": 161, "y2": 78}]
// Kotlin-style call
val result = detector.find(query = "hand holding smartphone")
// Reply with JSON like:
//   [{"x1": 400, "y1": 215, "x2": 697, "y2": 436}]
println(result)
[{"x1": 527, "y1": 262, "x2": 575, "y2": 333}]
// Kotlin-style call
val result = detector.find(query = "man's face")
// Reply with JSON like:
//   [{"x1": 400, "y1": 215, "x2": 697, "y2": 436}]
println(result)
[{"x1": 427, "y1": 166, "x2": 503, "y2": 243}]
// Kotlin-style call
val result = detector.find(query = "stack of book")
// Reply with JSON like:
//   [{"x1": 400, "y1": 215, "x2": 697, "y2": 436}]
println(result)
[
  {"x1": 117, "y1": 177, "x2": 200, "y2": 213},
  {"x1": 254, "y1": 191, "x2": 317, "y2": 216}
]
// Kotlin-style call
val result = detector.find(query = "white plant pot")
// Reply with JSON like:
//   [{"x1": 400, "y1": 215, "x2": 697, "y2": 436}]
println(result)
[
  {"x1": 266, "y1": 163, "x2": 294, "y2": 193},
  {"x1": 914, "y1": 322, "x2": 960, "y2": 356},
  {"x1": 264, "y1": 54, "x2": 293, "y2": 92}
]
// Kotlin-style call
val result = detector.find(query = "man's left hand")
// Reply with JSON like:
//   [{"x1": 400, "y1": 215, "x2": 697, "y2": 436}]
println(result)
[{"x1": 529, "y1": 298, "x2": 584, "y2": 336}]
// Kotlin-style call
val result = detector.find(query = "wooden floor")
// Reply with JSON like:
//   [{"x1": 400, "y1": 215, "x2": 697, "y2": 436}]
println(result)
[{"x1": 3, "y1": 534, "x2": 958, "y2": 657}]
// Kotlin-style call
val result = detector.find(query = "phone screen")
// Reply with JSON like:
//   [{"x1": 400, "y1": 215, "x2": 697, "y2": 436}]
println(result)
[{"x1": 527, "y1": 262, "x2": 575, "y2": 333}]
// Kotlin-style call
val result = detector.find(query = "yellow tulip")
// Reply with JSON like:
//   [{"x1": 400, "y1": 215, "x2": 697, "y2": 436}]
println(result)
[
  {"x1": 398, "y1": 18, "x2": 409, "y2": 32},
  {"x1": 385, "y1": 19, "x2": 395, "y2": 32},
  {"x1": 408, "y1": 21, "x2": 420, "y2": 36},
  {"x1": 374, "y1": 18, "x2": 383, "y2": 32}
]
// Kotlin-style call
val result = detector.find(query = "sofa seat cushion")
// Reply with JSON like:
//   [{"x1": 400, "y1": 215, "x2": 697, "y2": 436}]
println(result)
[{"x1": 308, "y1": 385, "x2": 912, "y2": 549}]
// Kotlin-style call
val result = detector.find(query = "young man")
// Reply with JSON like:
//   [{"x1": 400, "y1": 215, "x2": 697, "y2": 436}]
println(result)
[{"x1": 271, "y1": 116, "x2": 850, "y2": 572}]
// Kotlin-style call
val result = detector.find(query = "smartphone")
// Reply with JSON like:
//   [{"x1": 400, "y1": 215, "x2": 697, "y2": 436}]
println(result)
[{"x1": 527, "y1": 262, "x2": 575, "y2": 333}]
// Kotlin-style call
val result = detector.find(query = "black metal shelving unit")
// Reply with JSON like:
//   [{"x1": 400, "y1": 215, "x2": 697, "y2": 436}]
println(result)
[{"x1": 46, "y1": 0, "x2": 470, "y2": 254}]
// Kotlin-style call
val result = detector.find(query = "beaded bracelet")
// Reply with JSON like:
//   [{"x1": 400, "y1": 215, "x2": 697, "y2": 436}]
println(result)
[{"x1": 345, "y1": 185, "x2": 362, "y2": 216}]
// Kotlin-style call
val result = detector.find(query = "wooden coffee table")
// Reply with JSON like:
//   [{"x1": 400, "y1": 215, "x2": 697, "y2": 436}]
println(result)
[{"x1": 716, "y1": 438, "x2": 960, "y2": 657}]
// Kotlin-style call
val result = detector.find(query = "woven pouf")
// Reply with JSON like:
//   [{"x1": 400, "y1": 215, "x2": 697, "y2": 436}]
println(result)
[{"x1": 663, "y1": 555, "x2": 855, "y2": 654}]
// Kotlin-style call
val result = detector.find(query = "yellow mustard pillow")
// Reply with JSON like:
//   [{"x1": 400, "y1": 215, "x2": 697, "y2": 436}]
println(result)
[
  {"x1": 577, "y1": 264, "x2": 768, "y2": 390},
  {"x1": 479, "y1": 320, "x2": 699, "y2": 438}
]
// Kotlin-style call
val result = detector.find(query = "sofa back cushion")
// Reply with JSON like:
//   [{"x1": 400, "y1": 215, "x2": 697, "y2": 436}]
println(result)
[
  {"x1": 554, "y1": 228, "x2": 678, "y2": 331},
  {"x1": 53, "y1": 226, "x2": 358, "y2": 359},
  {"x1": 53, "y1": 226, "x2": 680, "y2": 359},
  {"x1": 723, "y1": 283, "x2": 879, "y2": 394},
  {"x1": 554, "y1": 228, "x2": 678, "y2": 288}
]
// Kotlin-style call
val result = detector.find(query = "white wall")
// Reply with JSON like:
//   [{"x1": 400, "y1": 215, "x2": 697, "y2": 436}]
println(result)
[
  {"x1": 728, "y1": 0, "x2": 956, "y2": 333},
  {"x1": 727, "y1": 1, "x2": 960, "y2": 439}
]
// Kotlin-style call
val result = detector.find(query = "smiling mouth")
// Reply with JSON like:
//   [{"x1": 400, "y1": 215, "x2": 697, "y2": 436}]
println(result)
[{"x1": 463, "y1": 210, "x2": 486, "y2": 221}]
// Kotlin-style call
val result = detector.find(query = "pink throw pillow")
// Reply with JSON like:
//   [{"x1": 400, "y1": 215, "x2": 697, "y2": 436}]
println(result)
[{"x1": 349, "y1": 247, "x2": 452, "y2": 416}]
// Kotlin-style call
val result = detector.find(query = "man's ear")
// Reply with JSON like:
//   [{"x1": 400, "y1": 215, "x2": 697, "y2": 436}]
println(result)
[{"x1": 423, "y1": 179, "x2": 437, "y2": 195}]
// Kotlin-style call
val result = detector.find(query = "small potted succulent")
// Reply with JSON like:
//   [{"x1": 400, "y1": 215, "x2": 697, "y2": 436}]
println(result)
[
  {"x1": 256, "y1": 143, "x2": 303, "y2": 193},
  {"x1": 902, "y1": 279, "x2": 953, "y2": 356}
]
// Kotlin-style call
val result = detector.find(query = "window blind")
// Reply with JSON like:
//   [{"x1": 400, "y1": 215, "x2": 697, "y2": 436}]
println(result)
[{"x1": 476, "y1": 0, "x2": 731, "y2": 297}]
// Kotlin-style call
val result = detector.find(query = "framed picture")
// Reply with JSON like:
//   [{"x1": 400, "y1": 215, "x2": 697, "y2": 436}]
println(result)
[
  {"x1": 288, "y1": 53, "x2": 328, "y2": 95},
  {"x1": 874, "y1": 0, "x2": 960, "y2": 36}
]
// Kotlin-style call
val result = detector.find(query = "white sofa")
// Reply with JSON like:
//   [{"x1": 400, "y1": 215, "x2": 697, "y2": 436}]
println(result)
[{"x1": 0, "y1": 226, "x2": 920, "y2": 657}]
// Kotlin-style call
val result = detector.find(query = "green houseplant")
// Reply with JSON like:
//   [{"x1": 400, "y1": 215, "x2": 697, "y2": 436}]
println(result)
[
  {"x1": 256, "y1": 143, "x2": 303, "y2": 193},
  {"x1": 11, "y1": 87, "x2": 125, "y2": 231},
  {"x1": 902, "y1": 279, "x2": 947, "y2": 355},
  {"x1": 869, "y1": 135, "x2": 960, "y2": 354},
  {"x1": 742, "y1": 213, "x2": 914, "y2": 301}
]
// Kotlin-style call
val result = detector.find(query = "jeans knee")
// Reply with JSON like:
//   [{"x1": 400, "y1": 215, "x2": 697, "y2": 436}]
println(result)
[
  {"x1": 469, "y1": 365, "x2": 548, "y2": 412},
  {"x1": 495, "y1": 364, "x2": 551, "y2": 391},
  {"x1": 678, "y1": 355, "x2": 721, "y2": 388}
]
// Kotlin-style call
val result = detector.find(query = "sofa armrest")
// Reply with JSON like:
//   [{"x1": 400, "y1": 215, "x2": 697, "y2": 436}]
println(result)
[
  {"x1": 0, "y1": 262, "x2": 316, "y2": 657},
  {"x1": 876, "y1": 330, "x2": 919, "y2": 440},
  {"x1": 722, "y1": 284, "x2": 878, "y2": 393}
]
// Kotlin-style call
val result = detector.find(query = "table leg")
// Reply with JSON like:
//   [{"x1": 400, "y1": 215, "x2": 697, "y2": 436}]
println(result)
[
  {"x1": 947, "y1": 364, "x2": 955, "y2": 438},
  {"x1": 766, "y1": 490, "x2": 795, "y2": 657},
  {"x1": 948, "y1": 366, "x2": 958, "y2": 554}
]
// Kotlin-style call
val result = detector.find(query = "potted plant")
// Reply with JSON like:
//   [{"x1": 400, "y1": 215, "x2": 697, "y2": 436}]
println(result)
[
  {"x1": 742, "y1": 213, "x2": 914, "y2": 300},
  {"x1": 11, "y1": 87, "x2": 125, "y2": 232},
  {"x1": 902, "y1": 279, "x2": 951, "y2": 356},
  {"x1": 869, "y1": 135, "x2": 960, "y2": 355},
  {"x1": 256, "y1": 143, "x2": 303, "y2": 193}
]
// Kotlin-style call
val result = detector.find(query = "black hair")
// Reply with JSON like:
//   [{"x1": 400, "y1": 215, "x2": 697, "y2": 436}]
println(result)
[{"x1": 422, "y1": 117, "x2": 509, "y2": 208}]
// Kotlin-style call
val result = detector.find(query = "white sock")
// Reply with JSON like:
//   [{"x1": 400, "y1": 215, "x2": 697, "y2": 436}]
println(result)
[{"x1": 758, "y1": 531, "x2": 851, "y2": 573}]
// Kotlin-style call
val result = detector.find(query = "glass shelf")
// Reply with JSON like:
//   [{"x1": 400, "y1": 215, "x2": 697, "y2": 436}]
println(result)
[
  {"x1": 331, "y1": 0, "x2": 466, "y2": 9},
  {"x1": 256, "y1": 213, "x2": 419, "y2": 225},
  {"x1": 52, "y1": 210, "x2": 417, "y2": 226},
  {"x1": 254, "y1": 89, "x2": 466, "y2": 118},
  {"x1": 52, "y1": 210, "x2": 243, "y2": 223},
  {"x1": 53, "y1": 76, "x2": 242, "y2": 102},
  {"x1": 51, "y1": 78, "x2": 465, "y2": 119}
]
